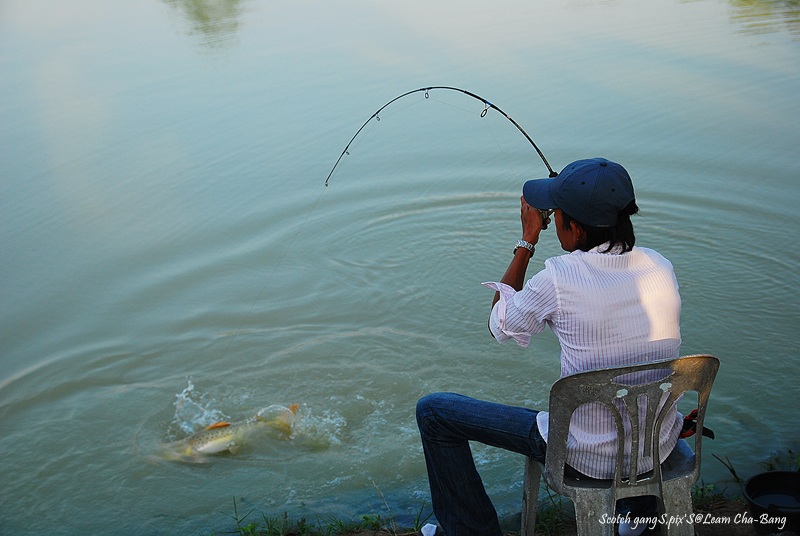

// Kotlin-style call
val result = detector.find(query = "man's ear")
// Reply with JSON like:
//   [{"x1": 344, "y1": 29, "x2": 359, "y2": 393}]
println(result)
[{"x1": 570, "y1": 220, "x2": 584, "y2": 241}]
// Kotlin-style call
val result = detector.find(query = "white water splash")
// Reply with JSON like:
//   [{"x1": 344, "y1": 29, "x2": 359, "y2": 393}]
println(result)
[
  {"x1": 172, "y1": 379, "x2": 228, "y2": 435},
  {"x1": 289, "y1": 405, "x2": 346, "y2": 448},
  {"x1": 170, "y1": 381, "x2": 346, "y2": 449}
]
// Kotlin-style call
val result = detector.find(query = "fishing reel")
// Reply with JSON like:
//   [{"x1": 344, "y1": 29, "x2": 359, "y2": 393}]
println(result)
[{"x1": 539, "y1": 209, "x2": 554, "y2": 229}]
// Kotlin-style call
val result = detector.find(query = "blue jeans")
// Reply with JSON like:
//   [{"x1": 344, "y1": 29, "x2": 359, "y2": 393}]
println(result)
[{"x1": 416, "y1": 392, "x2": 547, "y2": 536}]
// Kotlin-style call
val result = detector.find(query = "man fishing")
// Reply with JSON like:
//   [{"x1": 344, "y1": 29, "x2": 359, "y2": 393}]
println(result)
[{"x1": 416, "y1": 158, "x2": 682, "y2": 536}]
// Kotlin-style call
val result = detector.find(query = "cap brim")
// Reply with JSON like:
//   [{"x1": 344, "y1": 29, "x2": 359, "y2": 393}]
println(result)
[{"x1": 522, "y1": 178, "x2": 558, "y2": 209}]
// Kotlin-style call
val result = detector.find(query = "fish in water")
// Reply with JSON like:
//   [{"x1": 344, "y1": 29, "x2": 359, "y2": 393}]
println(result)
[{"x1": 160, "y1": 404, "x2": 298, "y2": 462}]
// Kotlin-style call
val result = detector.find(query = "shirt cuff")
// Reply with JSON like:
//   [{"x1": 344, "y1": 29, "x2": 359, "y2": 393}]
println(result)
[{"x1": 482, "y1": 281, "x2": 532, "y2": 348}]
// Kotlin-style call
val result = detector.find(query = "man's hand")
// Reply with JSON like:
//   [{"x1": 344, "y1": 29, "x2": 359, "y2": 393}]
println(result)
[
  {"x1": 520, "y1": 196, "x2": 546, "y2": 244},
  {"x1": 490, "y1": 197, "x2": 551, "y2": 314}
]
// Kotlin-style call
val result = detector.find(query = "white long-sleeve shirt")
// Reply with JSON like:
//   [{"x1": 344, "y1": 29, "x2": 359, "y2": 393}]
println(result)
[{"x1": 484, "y1": 245, "x2": 683, "y2": 479}]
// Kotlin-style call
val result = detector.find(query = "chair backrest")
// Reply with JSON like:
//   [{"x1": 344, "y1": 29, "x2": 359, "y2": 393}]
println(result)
[{"x1": 544, "y1": 354, "x2": 719, "y2": 496}]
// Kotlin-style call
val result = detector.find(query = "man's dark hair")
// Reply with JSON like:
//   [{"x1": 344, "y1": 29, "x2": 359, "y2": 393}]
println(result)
[{"x1": 560, "y1": 201, "x2": 639, "y2": 253}]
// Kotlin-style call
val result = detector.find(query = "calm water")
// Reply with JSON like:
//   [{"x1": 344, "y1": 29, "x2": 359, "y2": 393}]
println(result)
[{"x1": 1, "y1": 0, "x2": 799, "y2": 533}]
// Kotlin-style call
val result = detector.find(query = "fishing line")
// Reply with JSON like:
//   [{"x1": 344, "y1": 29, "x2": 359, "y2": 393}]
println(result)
[
  {"x1": 480, "y1": 113, "x2": 523, "y2": 183},
  {"x1": 340, "y1": 97, "x2": 424, "y2": 159},
  {"x1": 324, "y1": 86, "x2": 558, "y2": 186},
  {"x1": 425, "y1": 94, "x2": 483, "y2": 116},
  {"x1": 214, "y1": 93, "x2": 430, "y2": 360},
  {"x1": 214, "y1": 183, "x2": 328, "y2": 361},
  {"x1": 422, "y1": 92, "x2": 522, "y2": 180}
]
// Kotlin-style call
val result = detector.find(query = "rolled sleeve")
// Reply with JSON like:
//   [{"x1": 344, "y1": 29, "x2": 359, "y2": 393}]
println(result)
[
  {"x1": 483, "y1": 281, "x2": 531, "y2": 346},
  {"x1": 483, "y1": 269, "x2": 556, "y2": 348}
]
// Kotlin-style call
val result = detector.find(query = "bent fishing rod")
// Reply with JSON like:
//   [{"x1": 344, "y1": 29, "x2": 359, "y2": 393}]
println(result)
[{"x1": 324, "y1": 86, "x2": 557, "y2": 186}]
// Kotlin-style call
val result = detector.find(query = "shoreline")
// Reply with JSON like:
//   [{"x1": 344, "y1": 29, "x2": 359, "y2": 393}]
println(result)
[
  {"x1": 207, "y1": 449, "x2": 798, "y2": 535},
  {"x1": 211, "y1": 485, "x2": 791, "y2": 536}
]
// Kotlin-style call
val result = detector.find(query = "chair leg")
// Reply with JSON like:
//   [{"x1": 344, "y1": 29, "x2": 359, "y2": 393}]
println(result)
[
  {"x1": 574, "y1": 491, "x2": 615, "y2": 536},
  {"x1": 662, "y1": 487, "x2": 695, "y2": 536},
  {"x1": 521, "y1": 457, "x2": 542, "y2": 536}
]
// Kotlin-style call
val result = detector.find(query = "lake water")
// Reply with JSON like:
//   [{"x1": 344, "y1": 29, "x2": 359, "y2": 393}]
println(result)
[{"x1": 1, "y1": 0, "x2": 799, "y2": 533}]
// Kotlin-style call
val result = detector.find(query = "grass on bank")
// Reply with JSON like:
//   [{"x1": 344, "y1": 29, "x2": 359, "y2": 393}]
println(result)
[
  {"x1": 221, "y1": 495, "x2": 428, "y2": 536},
  {"x1": 205, "y1": 484, "x2": 728, "y2": 536},
  {"x1": 206, "y1": 448, "x2": 798, "y2": 536}
]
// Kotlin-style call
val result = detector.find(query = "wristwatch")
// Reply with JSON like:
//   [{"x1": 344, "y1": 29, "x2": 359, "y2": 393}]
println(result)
[{"x1": 514, "y1": 239, "x2": 535, "y2": 255}]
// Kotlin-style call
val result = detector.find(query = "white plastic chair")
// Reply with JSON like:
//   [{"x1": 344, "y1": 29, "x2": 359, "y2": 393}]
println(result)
[{"x1": 521, "y1": 354, "x2": 720, "y2": 536}]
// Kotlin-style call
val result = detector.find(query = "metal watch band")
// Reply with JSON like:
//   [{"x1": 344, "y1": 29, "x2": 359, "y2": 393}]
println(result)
[{"x1": 514, "y1": 239, "x2": 535, "y2": 255}]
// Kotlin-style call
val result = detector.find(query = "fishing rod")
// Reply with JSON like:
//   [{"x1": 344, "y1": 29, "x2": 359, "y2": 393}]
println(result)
[{"x1": 324, "y1": 86, "x2": 558, "y2": 186}]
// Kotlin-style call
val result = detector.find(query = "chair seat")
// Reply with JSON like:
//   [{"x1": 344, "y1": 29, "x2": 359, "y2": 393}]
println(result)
[{"x1": 557, "y1": 439, "x2": 697, "y2": 491}]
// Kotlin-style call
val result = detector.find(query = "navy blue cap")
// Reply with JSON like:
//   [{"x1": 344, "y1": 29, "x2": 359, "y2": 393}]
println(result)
[{"x1": 522, "y1": 158, "x2": 635, "y2": 227}]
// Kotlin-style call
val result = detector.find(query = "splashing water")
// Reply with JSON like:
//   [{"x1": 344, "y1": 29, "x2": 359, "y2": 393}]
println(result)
[
  {"x1": 290, "y1": 406, "x2": 346, "y2": 449},
  {"x1": 172, "y1": 380, "x2": 228, "y2": 435},
  {"x1": 170, "y1": 380, "x2": 346, "y2": 449}
]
